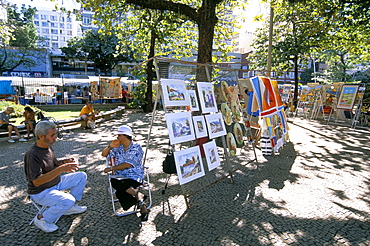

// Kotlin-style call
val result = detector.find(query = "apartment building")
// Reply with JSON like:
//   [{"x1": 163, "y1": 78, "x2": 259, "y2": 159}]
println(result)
[{"x1": 33, "y1": 7, "x2": 82, "y2": 50}]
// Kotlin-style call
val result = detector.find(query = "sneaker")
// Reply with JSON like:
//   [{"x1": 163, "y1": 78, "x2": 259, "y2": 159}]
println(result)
[
  {"x1": 8, "y1": 139, "x2": 15, "y2": 143},
  {"x1": 19, "y1": 138, "x2": 27, "y2": 142},
  {"x1": 34, "y1": 217, "x2": 58, "y2": 233},
  {"x1": 64, "y1": 204, "x2": 87, "y2": 215}
]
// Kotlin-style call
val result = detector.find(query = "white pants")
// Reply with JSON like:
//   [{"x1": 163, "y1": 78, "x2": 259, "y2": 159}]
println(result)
[{"x1": 30, "y1": 172, "x2": 87, "y2": 223}]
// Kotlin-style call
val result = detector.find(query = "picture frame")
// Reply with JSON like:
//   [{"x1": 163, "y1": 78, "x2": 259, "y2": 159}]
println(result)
[
  {"x1": 337, "y1": 85, "x2": 359, "y2": 110},
  {"x1": 192, "y1": 115, "x2": 208, "y2": 138},
  {"x1": 187, "y1": 90, "x2": 200, "y2": 111},
  {"x1": 205, "y1": 113, "x2": 227, "y2": 139},
  {"x1": 203, "y1": 140, "x2": 221, "y2": 171},
  {"x1": 165, "y1": 111, "x2": 195, "y2": 145},
  {"x1": 196, "y1": 82, "x2": 218, "y2": 113},
  {"x1": 174, "y1": 146, "x2": 205, "y2": 185},
  {"x1": 161, "y1": 79, "x2": 190, "y2": 107}
]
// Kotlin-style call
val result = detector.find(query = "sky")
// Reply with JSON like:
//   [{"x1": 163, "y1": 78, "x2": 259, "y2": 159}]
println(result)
[{"x1": 7, "y1": 0, "x2": 80, "y2": 10}]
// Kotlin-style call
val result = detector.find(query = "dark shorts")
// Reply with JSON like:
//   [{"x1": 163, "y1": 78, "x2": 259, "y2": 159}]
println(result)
[
  {"x1": 0, "y1": 124, "x2": 12, "y2": 130},
  {"x1": 110, "y1": 178, "x2": 142, "y2": 210}
]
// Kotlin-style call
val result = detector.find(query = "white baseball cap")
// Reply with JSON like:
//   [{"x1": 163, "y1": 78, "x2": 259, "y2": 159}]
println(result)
[{"x1": 117, "y1": 125, "x2": 134, "y2": 137}]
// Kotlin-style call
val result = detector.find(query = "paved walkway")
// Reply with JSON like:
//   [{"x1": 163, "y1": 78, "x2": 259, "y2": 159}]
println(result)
[{"x1": 0, "y1": 112, "x2": 369, "y2": 246}]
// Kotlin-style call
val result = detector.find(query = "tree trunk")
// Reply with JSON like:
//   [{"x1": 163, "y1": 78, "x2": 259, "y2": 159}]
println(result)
[{"x1": 293, "y1": 54, "x2": 299, "y2": 108}]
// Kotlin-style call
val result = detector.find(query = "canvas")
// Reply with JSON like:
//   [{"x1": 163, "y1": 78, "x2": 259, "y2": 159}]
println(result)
[
  {"x1": 192, "y1": 115, "x2": 208, "y2": 138},
  {"x1": 203, "y1": 140, "x2": 221, "y2": 171},
  {"x1": 205, "y1": 113, "x2": 227, "y2": 139},
  {"x1": 161, "y1": 79, "x2": 190, "y2": 107},
  {"x1": 197, "y1": 82, "x2": 218, "y2": 113},
  {"x1": 165, "y1": 111, "x2": 195, "y2": 144},
  {"x1": 174, "y1": 146, "x2": 205, "y2": 185},
  {"x1": 187, "y1": 90, "x2": 200, "y2": 111}
]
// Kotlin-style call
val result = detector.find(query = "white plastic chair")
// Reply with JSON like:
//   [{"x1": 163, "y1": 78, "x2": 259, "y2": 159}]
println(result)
[{"x1": 106, "y1": 158, "x2": 152, "y2": 217}]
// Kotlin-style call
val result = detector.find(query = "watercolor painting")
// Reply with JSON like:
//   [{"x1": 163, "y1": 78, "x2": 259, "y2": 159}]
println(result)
[
  {"x1": 203, "y1": 140, "x2": 221, "y2": 171},
  {"x1": 161, "y1": 79, "x2": 190, "y2": 107},
  {"x1": 165, "y1": 111, "x2": 195, "y2": 144},
  {"x1": 174, "y1": 146, "x2": 205, "y2": 185}
]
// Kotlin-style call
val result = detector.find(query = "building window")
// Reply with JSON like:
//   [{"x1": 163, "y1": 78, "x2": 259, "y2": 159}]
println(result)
[
  {"x1": 61, "y1": 37, "x2": 66, "y2": 41},
  {"x1": 52, "y1": 43, "x2": 59, "y2": 48},
  {"x1": 42, "y1": 22, "x2": 48, "y2": 27},
  {"x1": 67, "y1": 24, "x2": 72, "y2": 29},
  {"x1": 67, "y1": 17, "x2": 72, "y2": 22},
  {"x1": 60, "y1": 16, "x2": 65, "y2": 22},
  {"x1": 67, "y1": 30, "x2": 72, "y2": 35},
  {"x1": 50, "y1": 15, "x2": 57, "y2": 21},
  {"x1": 50, "y1": 22, "x2": 57, "y2": 28},
  {"x1": 51, "y1": 36, "x2": 58, "y2": 41},
  {"x1": 34, "y1": 14, "x2": 39, "y2": 19},
  {"x1": 60, "y1": 23, "x2": 64, "y2": 28},
  {"x1": 51, "y1": 29, "x2": 58, "y2": 34},
  {"x1": 34, "y1": 21, "x2": 39, "y2": 26},
  {"x1": 83, "y1": 17, "x2": 91, "y2": 25},
  {"x1": 42, "y1": 29, "x2": 49, "y2": 34},
  {"x1": 43, "y1": 35, "x2": 49, "y2": 39},
  {"x1": 41, "y1": 14, "x2": 48, "y2": 20},
  {"x1": 60, "y1": 30, "x2": 64, "y2": 34}
]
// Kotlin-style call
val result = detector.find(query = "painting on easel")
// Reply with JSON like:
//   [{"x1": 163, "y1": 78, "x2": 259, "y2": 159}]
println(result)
[{"x1": 337, "y1": 85, "x2": 359, "y2": 110}]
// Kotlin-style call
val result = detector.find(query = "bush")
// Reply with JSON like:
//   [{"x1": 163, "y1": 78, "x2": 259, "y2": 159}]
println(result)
[{"x1": 0, "y1": 101, "x2": 41, "y2": 117}]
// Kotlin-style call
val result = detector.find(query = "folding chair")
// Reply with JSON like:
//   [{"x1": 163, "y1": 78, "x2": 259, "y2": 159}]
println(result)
[
  {"x1": 27, "y1": 196, "x2": 59, "y2": 226},
  {"x1": 106, "y1": 158, "x2": 152, "y2": 217}
]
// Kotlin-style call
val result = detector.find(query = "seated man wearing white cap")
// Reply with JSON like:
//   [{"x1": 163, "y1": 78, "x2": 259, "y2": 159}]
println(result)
[
  {"x1": 101, "y1": 125, "x2": 149, "y2": 221},
  {"x1": 0, "y1": 106, "x2": 27, "y2": 143}
]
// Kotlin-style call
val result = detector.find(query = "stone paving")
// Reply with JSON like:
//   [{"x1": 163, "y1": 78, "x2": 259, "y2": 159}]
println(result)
[{"x1": 0, "y1": 111, "x2": 369, "y2": 246}]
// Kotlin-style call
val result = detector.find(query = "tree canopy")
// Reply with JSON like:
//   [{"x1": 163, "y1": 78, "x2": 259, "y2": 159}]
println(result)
[
  {"x1": 0, "y1": 4, "x2": 45, "y2": 75},
  {"x1": 61, "y1": 29, "x2": 134, "y2": 76}
]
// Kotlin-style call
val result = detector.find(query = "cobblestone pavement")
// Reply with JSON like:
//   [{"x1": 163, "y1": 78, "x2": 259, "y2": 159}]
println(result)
[{"x1": 0, "y1": 111, "x2": 369, "y2": 246}]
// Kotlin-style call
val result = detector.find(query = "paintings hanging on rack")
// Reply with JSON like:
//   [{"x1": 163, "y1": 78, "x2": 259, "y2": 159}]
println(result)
[
  {"x1": 197, "y1": 82, "x2": 218, "y2": 113},
  {"x1": 165, "y1": 111, "x2": 195, "y2": 144},
  {"x1": 192, "y1": 115, "x2": 208, "y2": 138},
  {"x1": 174, "y1": 146, "x2": 205, "y2": 185},
  {"x1": 205, "y1": 113, "x2": 227, "y2": 139},
  {"x1": 233, "y1": 122, "x2": 244, "y2": 147},
  {"x1": 187, "y1": 90, "x2": 200, "y2": 111},
  {"x1": 221, "y1": 103, "x2": 232, "y2": 125},
  {"x1": 230, "y1": 101, "x2": 241, "y2": 122},
  {"x1": 337, "y1": 85, "x2": 359, "y2": 110},
  {"x1": 203, "y1": 140, "x2": 221, "y2": 171},
  {"x1": 161, "y1": 79, "x2": 190, "y2": 107}
]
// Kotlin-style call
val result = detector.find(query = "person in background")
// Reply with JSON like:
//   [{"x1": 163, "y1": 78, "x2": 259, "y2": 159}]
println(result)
[
  {"x1": 0, "y1": 106, "x2": 27, "y2": 143},
  {"x1": 21, "y1": 106, "x2": 36, "y2": 139},
  {"x1": 24, "y1": 120, "x2": 87, "y2": 233},
  {"x1": 63, "y1": 89, "x2": 69, "y2": 105},
  {"x1": 101, "y1": 125, "x2": 149, "y2": 221},
  {"x1": 56, "y1": 89, "x2": 62, "y2": 105},
  {"x1": 121, "y1": 88, "x2": 127, "y2": 103},
  {"x1": 79, "y1": 101, "x2": 99, "y2": 129}
]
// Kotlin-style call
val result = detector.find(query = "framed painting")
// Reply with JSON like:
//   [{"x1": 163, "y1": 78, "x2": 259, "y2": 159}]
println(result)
[
  {"x1": 165, "y1": 111, "x2": 195, "y2": 144},
  {"x1": 161, "y1": 79, "x2": 190, "y2": 107},
  {"x1": 187, "y1": 90, "x2": 200, "y2": 111},
  {"x1": 203, "y1": 140, "x2": 221, "y2": 171},
  {"x1": 196, "y1": 82, "x2": 218, "y2": 113},
  {"x1": 337, "y1": 85, "x2": 359, "y2": 110},
  {"x1": 192, "y1": 115, "x2": 208, "y2": 138},
  {"x1": 174, "y1": 146, "x2": 205, "y2": 185},
  {"x1": 205, "y1": 113, "x2": 227, "y2": 139}
]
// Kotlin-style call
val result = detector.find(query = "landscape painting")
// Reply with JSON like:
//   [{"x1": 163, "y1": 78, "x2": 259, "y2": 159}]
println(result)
[
  {"x1": 174, "y1": 146, "x2": 205, "y2": 185},
  {"x1": 165, "y1": 111, "x2": 195, "y2": 144},
  {"x1": 197, "y1": 82, "x2": 218, "y2": 113},
  {"x1": 203, "y1": 140, "x2": 221, "y2": 171},
  {"x1": 337, "y1": 85, "x2": 359, "y2": 110},
  {"x1": 205, "y1": 113, "x2": 227, "y2": 139},
  {"x1": 161, "y1": 79, "x2": 190, "y2": 107},
  {"x1": 192, "y1": 115, "x2": 208, "y2": 138},
  {"x1": 187, "y1": 90, "x2": 200, "y2": 111}
]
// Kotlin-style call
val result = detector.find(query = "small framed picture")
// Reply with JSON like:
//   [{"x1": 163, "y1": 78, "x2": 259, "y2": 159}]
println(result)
[
  {"x1": 165, "y1": 111, "x2": 195, "y2": 145},
  {"x1": 192, "y1": 115, "x2": 208, "y2": 138},
  {"x1": 205, "y1": 113, "x2": 227, "y2": 139},
  {"x1": 161, "y1": 79, "x2": 190, "y2": 107},
  {"x1": 203, "y1": 140, "x2": 221, "y2": 171},
  {"x1": 187, "y1": 90, "x2": 200, "y2": 111},
  {"x1": 196, "y1": 82, "x2": 218, "y2": 113},
  {"x1": 337, "y1": 85, "x2": 359, "y2": 110},
  {"x1": 174, "y1": 146, "x2": 205, "y2": 185}
]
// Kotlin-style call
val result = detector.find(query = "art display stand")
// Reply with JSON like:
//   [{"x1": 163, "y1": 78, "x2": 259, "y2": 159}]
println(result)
[{"x1": 136, "y1": 57, "x2": 257, "y2": 208}]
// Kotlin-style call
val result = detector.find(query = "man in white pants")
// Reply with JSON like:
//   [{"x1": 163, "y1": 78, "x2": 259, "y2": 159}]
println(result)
[{"x1": 24, "y1": 121, "x2": 87, "y2": 232}]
